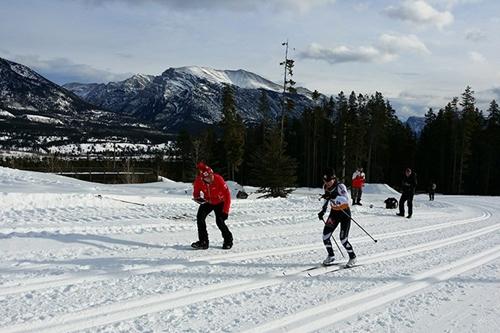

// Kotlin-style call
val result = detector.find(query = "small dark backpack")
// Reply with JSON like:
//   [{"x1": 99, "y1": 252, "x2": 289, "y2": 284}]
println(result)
[
  {"x1": 236, "y1": 190, "x2": 248, "y2": 199},
  {"x1": 384, "y1": 197, "x2": 398, "y2": 209}
]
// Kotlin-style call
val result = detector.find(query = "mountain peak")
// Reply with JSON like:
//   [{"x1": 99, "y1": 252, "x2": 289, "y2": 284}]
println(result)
[
  {"x1": 0, "y1": 57, "x2": 47, "y2": 83},
  {"x1": 167, "y1": 66, "x2": 282, "y2": 92}
]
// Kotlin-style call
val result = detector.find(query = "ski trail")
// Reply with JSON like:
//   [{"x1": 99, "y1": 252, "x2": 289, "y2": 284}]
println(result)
[
  {"x1": 243, "y1": 244, "x2": 500, "y2": 333},
  {"x1": 0, "y1": 210, "x2": 491, "y2": 297},
  {"x1": 283, "y1": 220, "x2": 500, "y2": 277},
  {"x1": 306, "y1": 221, "x2": 500, "y2": 277},
  {"x1": 2, "y1": 219, "x2": 499, "y2": 333},
  {"x1": 0, "y1": 264, "x2": 185, "y2": 297},
  {"x1": 194, "y1": 211, "x2": 490, "y2": 264}
]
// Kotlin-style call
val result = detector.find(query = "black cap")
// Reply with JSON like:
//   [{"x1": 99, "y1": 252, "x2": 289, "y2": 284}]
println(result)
[{"x1": 323, "y1": 168, "x2": 336, "y2": 181}]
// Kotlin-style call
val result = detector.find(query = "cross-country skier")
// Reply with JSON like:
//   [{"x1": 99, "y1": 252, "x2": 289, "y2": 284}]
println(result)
[
  {"x1": 191, "y1": 162, "x2": 233, "y2": 250},
  {"x1": 317, "y1": 169, "x2": 357, "y2": 267}
]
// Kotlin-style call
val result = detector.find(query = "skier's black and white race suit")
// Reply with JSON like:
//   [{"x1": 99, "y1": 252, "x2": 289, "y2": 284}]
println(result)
[{"x1": 320, "y1": 183, "x2": 356, "y2": 259}]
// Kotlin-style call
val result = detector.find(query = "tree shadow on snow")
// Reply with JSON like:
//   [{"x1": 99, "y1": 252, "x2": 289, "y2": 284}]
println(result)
[{"x1": 0, "y1": 231, "x2": 165, "y2": 250}]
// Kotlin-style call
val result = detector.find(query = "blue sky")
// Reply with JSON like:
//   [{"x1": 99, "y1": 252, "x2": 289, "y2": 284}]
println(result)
[{"x1": 1, "y1": 0, "x2": 499, "y2": 119}]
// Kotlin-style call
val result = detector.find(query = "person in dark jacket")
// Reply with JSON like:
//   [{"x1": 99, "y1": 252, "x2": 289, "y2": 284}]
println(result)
[
  {"x1": 428, "y1": 181, "x2": 436, "y2": 201},
  {"x1": 191, "y1": 162, "x2": 233, "y2": 250},
  {"x1": 397, "y1": 168, "x2": 417, "y2": 218}
]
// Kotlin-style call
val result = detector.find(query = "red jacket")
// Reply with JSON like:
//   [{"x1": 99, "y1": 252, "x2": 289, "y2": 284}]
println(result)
[
  {"x1": 193, "y1": 173, "x2": 231, "y2": 214},
  {"x1": 352, "y1": 171, "x2": 365, "y2": 188}
]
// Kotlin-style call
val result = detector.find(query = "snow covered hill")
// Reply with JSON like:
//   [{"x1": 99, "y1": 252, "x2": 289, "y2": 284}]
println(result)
[
  {"x1": 63, "y1": 66, "x2": 315, "y2": 133},
  {"x1": 177, "y1": 66, "x2": 283, "y2": 92},
  {"x1": 0, "y1": 57, "x2": 166, "y2": 145},
  {"x1": 0, "y1": 57, "x2": 95, "y2": 117},
  {"x1": 0, "y1": 167, "x2": 499, "y2": 332}
]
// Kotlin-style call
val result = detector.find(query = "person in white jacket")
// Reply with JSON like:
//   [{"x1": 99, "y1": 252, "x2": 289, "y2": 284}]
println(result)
[{"x1": 317, "y1": 169, "x2": 357, "y2": 267}]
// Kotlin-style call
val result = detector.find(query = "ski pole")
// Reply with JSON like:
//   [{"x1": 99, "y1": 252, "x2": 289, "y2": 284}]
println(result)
[
  {"x1": 340, "y1": 209, "x2": 378, "y2": 243},
  {"x1": 322, "y1": 218, "x2": 345, "y2": 258},
  {"x1": 96, "y1": 194, "x2": 145, "y2": 206}
]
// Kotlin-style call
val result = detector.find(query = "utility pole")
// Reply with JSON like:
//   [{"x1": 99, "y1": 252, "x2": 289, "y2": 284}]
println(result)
[
  {"x1": 342, "y1": 121, "x2": 347, "y2": 181},
  {"x1": 280, "y1": 39, "x2": 289, "y2": 144}
]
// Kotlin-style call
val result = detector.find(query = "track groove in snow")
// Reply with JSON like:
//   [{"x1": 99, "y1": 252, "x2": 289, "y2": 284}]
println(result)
[
  {"x1": 0, "y1": 211, "x2": 490, "y2": 297},
  {"x1": 243, "y1": 244, "x2": 500, "y2": 333},
  {"x1": 1, "y1": 169, "x2": 498, "y2": 332},
  {"x1": 2, "y1": 217, "x2": 498, "y2": 333}
]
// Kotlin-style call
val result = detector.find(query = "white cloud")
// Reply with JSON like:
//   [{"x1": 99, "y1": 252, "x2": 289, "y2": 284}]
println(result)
[
  {"x1": 469, "y1": 51, "x2": 486, "y2": 63},
  {"x1": 428, "y1": 0, "x2": 483, "y2": 10},
  {"x1": 299, "y1": 43, "x2": 384, "y2": 64},
  {"x1": 8, "y1": 54, "x2": 132, "y2": 84},
  {"x1": 300, "y1": 34, "x2": 430, "y2": 64},
  {"x1": 465, "y1": 28, "x2": 487, "y2": 42},
  {"x1": 384, "y1": 0, "x2": 454, "y2": 29},
  {"x1": 378, "y1": 34, "x2": 431, "y2": 55}
]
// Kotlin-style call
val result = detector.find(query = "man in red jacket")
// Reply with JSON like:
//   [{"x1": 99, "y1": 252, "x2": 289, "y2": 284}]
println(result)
[
  {"x1": 191, "y1": 162, "x2": 233, "y2": 250},
  {"x1": 351, "y1": 167, "x2": 365, "y2": 205}
]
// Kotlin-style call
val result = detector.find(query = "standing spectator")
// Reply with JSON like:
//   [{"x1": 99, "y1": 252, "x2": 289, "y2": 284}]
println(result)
[
  {"x1": 351, "y1": 167, "x2": 365, "y2": 205},
  {"x1": 397, "y1": 168, "x2": 417, "y2": 218},
  {"x1": 429, "y1": 181, "x2": 436, "y2": 201},
  {"x1": 192, "y1": 162, "x2": 233, "y2": 250},
  {"x1": 317, "y1": 169, "x2": 357, "y2": 267}
]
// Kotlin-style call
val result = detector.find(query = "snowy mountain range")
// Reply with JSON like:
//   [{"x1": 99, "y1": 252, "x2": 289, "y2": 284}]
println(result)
[
  {"x1": 0, "y1": 57, "x2": 95, "y2": 117},
  {"x1": 0, "y1": 57, "x2": 169, "y2": 148},
  {"x1": 3, "y1": 56, "x2": 423, "y2": 144},
  {"x1": 405, "y1": 116, "x2": 426, "y2": 136},
  {"x1": 63, "y1": 66, "x2": 315, "y2": 133}
]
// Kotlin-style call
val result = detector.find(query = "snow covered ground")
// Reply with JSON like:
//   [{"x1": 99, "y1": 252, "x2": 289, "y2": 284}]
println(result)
[{"x1": 0, "y1": 166, "x2": 499, "y2": 333}]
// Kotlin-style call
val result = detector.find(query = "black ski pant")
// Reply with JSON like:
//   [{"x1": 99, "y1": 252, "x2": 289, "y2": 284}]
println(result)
[
  {"x1": 322, "y1": 209, "x2": 356, "y2": 259},
  {"x1": 399, "y1": 192, "x2": 414, "y2": 216},
  {"x1": 196, "y1": 202, "x2": 232, "y2": 244}
]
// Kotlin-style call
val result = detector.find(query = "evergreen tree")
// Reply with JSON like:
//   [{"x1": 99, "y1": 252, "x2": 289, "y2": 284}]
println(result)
[
  {"x1": 478, "y1": 100, "x2": 500, "y2": 194},
  {"x1": 335, "y1": 91, "x2": 349, "y2": 181},
  {"x1": 250, "y1": 126, "x2": 297, "y2": 198},
  {"x1": 365, "y1": 92, "x2": 388, "y2": 181},
  {"x1": 458, "y1": 86, "x2": 480, "y2": 193},
  {"x1": 257, "y1": 89, "x2": 272, "y2": 143},
  {"x1": 279, "y1": 41, "x2": 296, "y2": 143},
  {"x1": 175, "y1": 129, "x2": 194, "y2": 181},
  {"x1": 221, "y1": 84, "x2": 245, "y2": 180}
]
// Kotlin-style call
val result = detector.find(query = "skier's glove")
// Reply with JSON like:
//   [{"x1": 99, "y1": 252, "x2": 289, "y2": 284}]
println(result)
[
  {"x1": 320, "y1": 193, "x2": 332, "y2": 200},
  {"x1": 318, "y1": 211, "x2": 325, "y2": 220},
  {"x1": 193, "y1": 197, "x2": 206, "y2": 204}
]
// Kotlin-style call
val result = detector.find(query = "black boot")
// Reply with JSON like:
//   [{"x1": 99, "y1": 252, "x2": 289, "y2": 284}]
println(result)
[
  {"x1": 222, "y1": 240, "x2": 233, "y2": 249},
  {"x1": 191, "y1": 240, "x2": 209, "y2": 249}
]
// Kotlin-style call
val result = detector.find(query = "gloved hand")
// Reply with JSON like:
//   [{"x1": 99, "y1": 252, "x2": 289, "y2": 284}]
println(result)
[
  {"x1": 320, "y1": 192, "x2": 332, "y2": 200},
  {"x1": 193, "y1": 197, "x2": 206, "y2": 204},
  {"x1": 221, "y1": 212, "x2": 229, "y2": 221},
  {"x1": 318, "y1": 211, "x2": 325, "y2": 220}
]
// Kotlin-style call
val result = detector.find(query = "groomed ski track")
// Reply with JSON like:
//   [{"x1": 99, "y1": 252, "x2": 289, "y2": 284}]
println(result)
[
  {"x1": 1, "y1": 169, "x2": 499, "y2": 332},
  {"x1": 1, "y1": 202, "x2": 498, "y2": 333}
]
